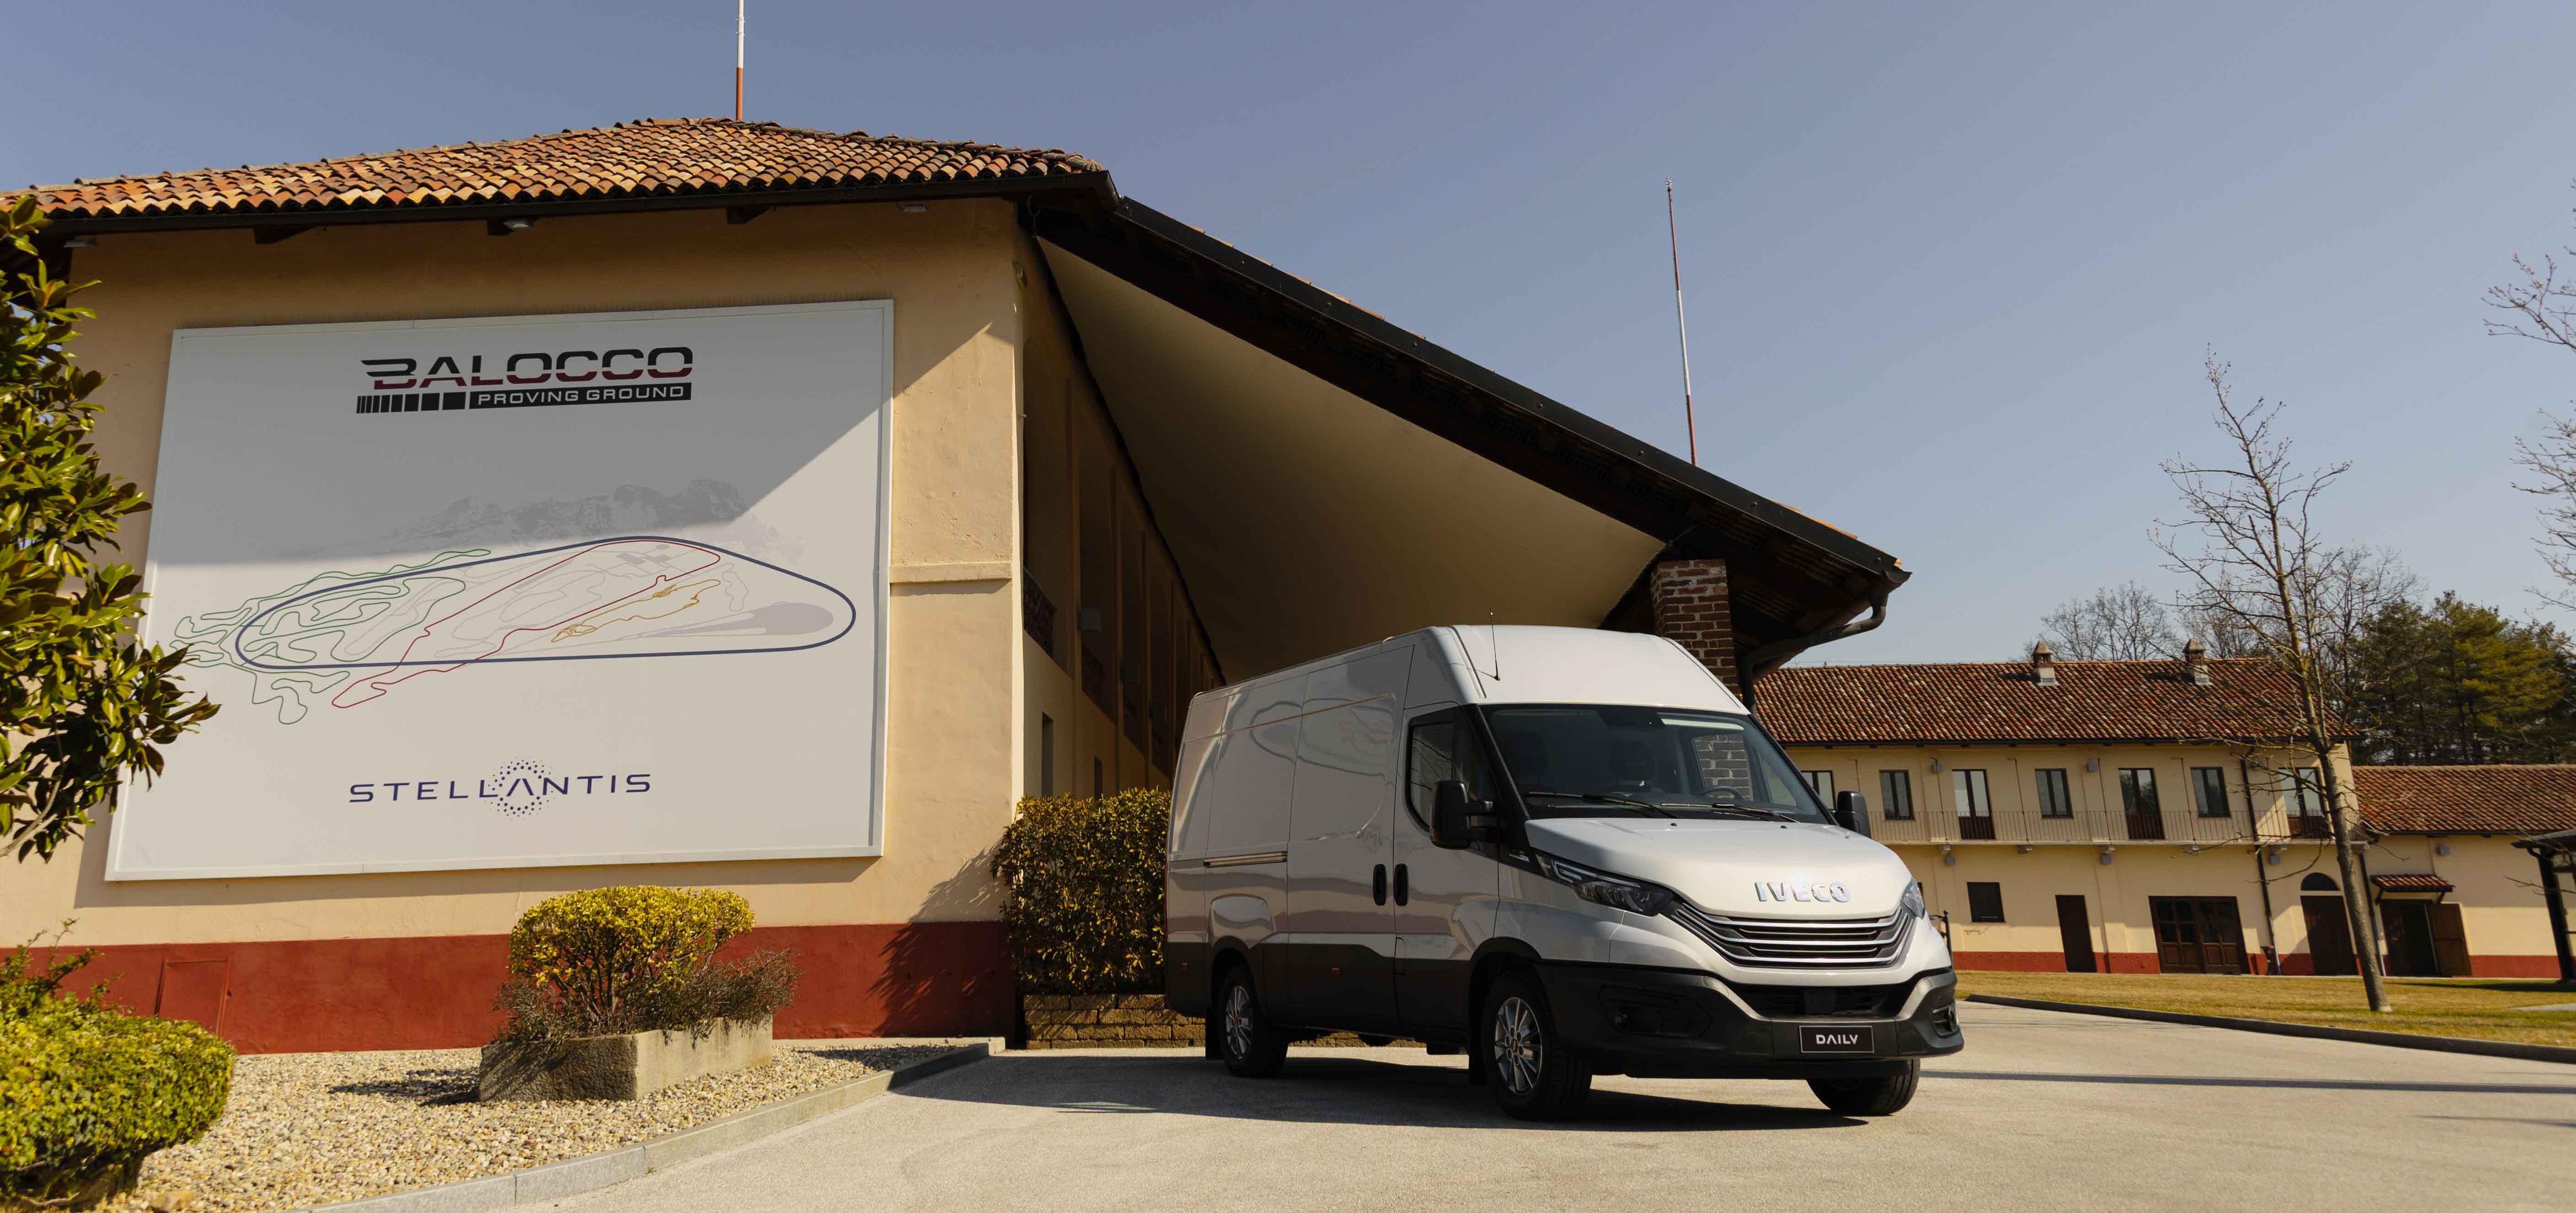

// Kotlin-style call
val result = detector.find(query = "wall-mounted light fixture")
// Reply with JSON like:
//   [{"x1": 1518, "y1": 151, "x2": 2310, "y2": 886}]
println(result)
[
  {"x1": 901, "y1": 203, "x2": 928, "y2": 213},
  {"x1": 1940, "y1": 844, "x2": 1955, "y2": 867},
  {"x1": 2266, "y1": 845, "x2": 2285, "y2": 866},
  {"x1": 2098, "y1": 845, "x2": 2117, "y2": 866},
  {"x1": 1929, "y1": 757, "x2": 1944, "y2": 773},
  {"x1": 2016, "y1": 844, "x2": 2033, "y2": 854},
  {"x1": 2085, "y1": 758, "x2": 2100, "y2": 773},
  {"x1": 2184, "y1": 844, "x2": 2202, "y2": 855},
  {"x1": 2436, "y1": 842, "x2": 2452, "y2": 857},
  {"x1": 62, "y1": 235, "x2": 96, "y2": 248}
]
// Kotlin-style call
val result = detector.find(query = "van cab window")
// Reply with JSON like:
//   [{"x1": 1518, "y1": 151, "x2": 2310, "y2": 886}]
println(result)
[
  {"x1": 1482, "y1": 705, "x2": 1826, "y2": 823},
  {"x1": 1406, "y1": 711, "x2": 1497, "y2": 828}
]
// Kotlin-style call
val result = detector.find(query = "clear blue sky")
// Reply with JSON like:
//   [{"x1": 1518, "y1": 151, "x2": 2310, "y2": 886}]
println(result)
[{"x1": 11, "y1": 2, "x2": 2576, "y2": 663}]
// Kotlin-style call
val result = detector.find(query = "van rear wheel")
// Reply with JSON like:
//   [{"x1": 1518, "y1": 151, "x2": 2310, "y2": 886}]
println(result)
[
  {"x1": 1808, "y1": 1059, "x2": 1919, "y2": 1115},
  {"x1": 1483, "y1": 971, "x2": 1590, "y2": 1120},
  {"x1": 1215, "y1": 966, "x2": 1288, "y2": 1078}
]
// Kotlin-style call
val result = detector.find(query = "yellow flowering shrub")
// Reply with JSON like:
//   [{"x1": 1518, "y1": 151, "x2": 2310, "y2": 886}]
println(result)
[
  {"x1": 500, "y1": 886, "x2": 762, "y2": 1038},
  {"x1": 990, "y1": 790, "x2": 1170, "y2": 994}
]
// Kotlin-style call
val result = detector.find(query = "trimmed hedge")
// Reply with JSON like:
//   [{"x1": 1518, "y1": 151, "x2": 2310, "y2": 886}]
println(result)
[
  {"x1": 991, "y1": 790, "x2": 1170, "y2": 994},
  {"x1": 495, "y1": 886, "x2": 797, "y2": 1041},
  {"x1": 0, "y1": 949, "x2": 234, "y2": 1208}
]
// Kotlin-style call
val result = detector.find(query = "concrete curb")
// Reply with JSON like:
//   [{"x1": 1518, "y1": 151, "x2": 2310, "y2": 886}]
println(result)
[
  {"x1": 303, "y1": 1041, "x2": 994, "y2": 1212},
  {"x1": 1965, "y1": 994, "x2": 2576, "y2": 1065}
]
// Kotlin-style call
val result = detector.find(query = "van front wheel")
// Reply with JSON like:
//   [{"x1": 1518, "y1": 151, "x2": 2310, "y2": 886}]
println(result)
[
  {"x1": 1483, "y1": 971, "x2": 1590, "y2": 1120},
  {"x1": 1215, "y1": 967, "x2": 1288, "y2": 1078},
  {"x1": 1808, "y1": 1059, "x2": 1919, "y2": 1115}
]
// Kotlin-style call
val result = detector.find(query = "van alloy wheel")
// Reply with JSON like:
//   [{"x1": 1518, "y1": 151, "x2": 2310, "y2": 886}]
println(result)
[
  {"x1": 1224, "y1": 984, "x2": 1254, "y2": 1059},
  {"x1": 1492, "y1": 995, "x2": 1543, "y2": 1094}
]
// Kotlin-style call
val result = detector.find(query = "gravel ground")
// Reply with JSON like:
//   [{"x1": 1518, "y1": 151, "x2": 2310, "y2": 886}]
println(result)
[{"x1": 97, "y1": 1042, "x2": 963, "y2": 1213}]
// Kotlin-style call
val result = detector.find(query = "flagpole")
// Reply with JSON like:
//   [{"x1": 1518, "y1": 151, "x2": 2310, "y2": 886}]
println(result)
[
  {"x1": 734, "y1": 0, "x2": 745, "y2": 120},
  {"x1": 1666, "y1": 180, "x2": 1698, "y2": 467}
]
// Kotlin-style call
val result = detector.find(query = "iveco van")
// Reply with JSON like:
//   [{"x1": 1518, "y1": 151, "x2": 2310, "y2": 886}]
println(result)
[{"x1": 1163, "y1": 625, "x2": 1962, "y2": 1120}]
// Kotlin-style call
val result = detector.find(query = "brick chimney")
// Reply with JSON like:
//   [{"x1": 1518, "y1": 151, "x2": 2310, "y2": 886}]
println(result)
[
  {"x1": 2031, "y1": 639, "x2": 2058, "y2": 686},
  {"x1": 2183, "y1": 637, "x2": 2211, "y2": 685},
  {"x1": 1651, "y1": 558, "x2": 1738, "y2": 695}
]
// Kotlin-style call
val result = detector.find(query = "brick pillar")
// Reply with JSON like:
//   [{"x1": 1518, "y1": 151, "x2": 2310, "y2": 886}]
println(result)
[{"x1": 1651, "y1": 558, "x2": 1738, "y2": 695}]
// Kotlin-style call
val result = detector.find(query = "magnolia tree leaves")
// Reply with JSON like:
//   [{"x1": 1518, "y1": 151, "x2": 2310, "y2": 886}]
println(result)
[{"x1": 1, "y1": 196, "x2": 219, "y2": 861}]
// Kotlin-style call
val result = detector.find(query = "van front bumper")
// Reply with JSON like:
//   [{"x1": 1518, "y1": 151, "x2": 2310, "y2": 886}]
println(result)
[{"x1": 1532, "y1": 962, "x2": 1963, "y2": 1079}]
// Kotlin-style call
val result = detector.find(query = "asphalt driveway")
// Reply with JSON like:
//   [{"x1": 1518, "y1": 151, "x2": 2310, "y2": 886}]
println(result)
[{"x1": 550, "y1": 1003, "x2": 2576, "y2": 1212}]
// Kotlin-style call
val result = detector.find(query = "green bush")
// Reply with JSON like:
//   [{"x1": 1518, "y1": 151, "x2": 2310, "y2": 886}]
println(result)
[
  {"x1": 991, "y1": 789, "x2": 1170, "y2": 994},
  {"x1": 495, "y1": 886, "x2": 798, "y2": 1041},
  {"x1": 0, "y1": 942, "x2": 234, "y2": 1208}
]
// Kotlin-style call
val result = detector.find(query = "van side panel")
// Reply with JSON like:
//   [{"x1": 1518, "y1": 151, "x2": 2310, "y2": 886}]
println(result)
[
  {"x1": 1277, "y1": 649, "x2": 1410, "y2": 1030},
  {"x1": 1180, "y1": 674, "x2": 1305, "y2": 1006}
]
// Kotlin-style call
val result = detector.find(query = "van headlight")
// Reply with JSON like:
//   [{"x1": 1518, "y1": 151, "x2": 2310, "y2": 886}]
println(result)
[
  {"x1": 1899, "y1": 879, "x2": 1927, "y2": 921},
  {"x1": 1531, "y1": 852, "x2": 1677, "y2": 916}
]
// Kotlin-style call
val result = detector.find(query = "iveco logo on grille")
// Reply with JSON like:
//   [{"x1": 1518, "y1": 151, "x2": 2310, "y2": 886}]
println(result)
[{"x1": 1755, "y1": 881, "x2": 1851, "y2": 903}]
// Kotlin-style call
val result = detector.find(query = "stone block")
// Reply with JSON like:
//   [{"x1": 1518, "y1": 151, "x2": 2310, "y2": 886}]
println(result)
[{"x1": 478, "y1": 1017, "x2": 773, "y2": 1102}]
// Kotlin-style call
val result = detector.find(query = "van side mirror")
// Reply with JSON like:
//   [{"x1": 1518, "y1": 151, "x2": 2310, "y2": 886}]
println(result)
[
  {"x1": 1833, "y1": 789, "x2": 1869, "y2": 835},
  {"x1": 1431, "y1": 780, "x2": 1497, "y2": 849}
]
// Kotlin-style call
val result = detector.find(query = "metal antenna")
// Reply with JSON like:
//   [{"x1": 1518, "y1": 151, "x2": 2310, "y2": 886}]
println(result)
[
  {"x1": 1666, "y1": 180, "x2": 1699, "y2": 466},
  {"x1": 734, "y1": 0, "x2": 746, "y2": 120},
  {"x1": 1489, "y1": 610, "x2": 1501, "y2": 681}
]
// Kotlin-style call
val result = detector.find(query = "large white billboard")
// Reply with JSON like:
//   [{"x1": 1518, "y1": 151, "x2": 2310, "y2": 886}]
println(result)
[{"x1": 108, "y1": 302, "x2": 892, "y2": 880}]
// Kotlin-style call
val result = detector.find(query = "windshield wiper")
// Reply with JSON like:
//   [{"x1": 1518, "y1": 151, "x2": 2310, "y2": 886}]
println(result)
[
  {"x1": 1522, "y1": 789, "x2": 1677, "y2": 819},
  {"x1": 1675, "y1": 803, "x2": 1799, "y2": 822}
]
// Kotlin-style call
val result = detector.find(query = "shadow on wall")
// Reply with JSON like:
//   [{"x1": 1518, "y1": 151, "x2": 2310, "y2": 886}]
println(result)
[{"x1": 865, "y1": 851, "x2": 1009, "y2": 1037}]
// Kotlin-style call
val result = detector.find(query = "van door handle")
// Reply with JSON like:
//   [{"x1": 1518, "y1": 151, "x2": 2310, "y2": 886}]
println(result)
[
  {"x1": 1373, "y1": 864, "x2": 1388, "y2": 906},
  {"x1": 1394, "y1": 863, "x2": 1410, "y2": 906}
]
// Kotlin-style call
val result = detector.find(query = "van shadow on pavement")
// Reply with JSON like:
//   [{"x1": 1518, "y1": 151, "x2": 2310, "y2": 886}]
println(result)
[{"x1": 903, "y1": 1050, "x2": 1865, "y2": 1132}]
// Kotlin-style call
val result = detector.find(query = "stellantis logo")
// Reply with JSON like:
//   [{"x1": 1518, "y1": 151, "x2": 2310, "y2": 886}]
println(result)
[
  {"x1": 347, "y1": 759, "x2": 652, "y2": 818},
  {"x1": 1754, "y1": 880, "x2": 1852, "y2": 903}
]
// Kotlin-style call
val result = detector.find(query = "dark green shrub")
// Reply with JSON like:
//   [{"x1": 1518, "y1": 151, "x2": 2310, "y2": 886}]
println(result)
[
  {"x1": 991, "y1": 789, "x2": 1170, "y2": 994},
  {"x1": 494, "y1": 886, "x2": 798, "y2": 1041},
  {"x1": 0, "y1": 941, "x2": 234, "y2": 1208}
]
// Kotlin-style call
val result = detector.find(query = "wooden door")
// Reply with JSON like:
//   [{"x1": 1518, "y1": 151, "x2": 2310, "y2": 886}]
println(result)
[
  {"x1": 2382, "y1": 901, "x2": 2439, "y2": 978},
  {"x1": 2056, "y1": 895, "x2": 2097, "y2": 973},
  {"x1": 2300, "y1": 896, "x2": 2356, "y2": 975},
  {"x1": 2152, "y1": 897, "x2": 2247, "y2": 974},
  {"x1": 2431, "y1": 902, "x2": 2471, "y2": 977}
]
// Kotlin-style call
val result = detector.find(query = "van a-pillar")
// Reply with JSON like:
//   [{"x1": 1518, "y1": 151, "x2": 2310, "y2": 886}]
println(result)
[{"x1": 1651, "y1": 558, "x2": 1738, "y2": 696}]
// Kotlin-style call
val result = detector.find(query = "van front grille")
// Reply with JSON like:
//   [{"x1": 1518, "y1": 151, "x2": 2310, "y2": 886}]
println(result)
[{"x1": 1668, "y1": 903, "x2": 1907, "y2": 970}]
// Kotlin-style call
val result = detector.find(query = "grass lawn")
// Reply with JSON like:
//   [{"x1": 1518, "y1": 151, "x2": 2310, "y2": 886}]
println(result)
[{"x1": 1957, "y1": 970, "x2": 2576, "y2": 1048}]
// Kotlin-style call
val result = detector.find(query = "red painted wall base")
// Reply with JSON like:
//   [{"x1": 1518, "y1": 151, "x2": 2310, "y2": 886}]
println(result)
[
  {"x1": 1953, "y1": 949, "x2": 2564, "y2": 979},
  {"x1": 30, "y1": 921, "x2": 1010, "y2": 1054}
]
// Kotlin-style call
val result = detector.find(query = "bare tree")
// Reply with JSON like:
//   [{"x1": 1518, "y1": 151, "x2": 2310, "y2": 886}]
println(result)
[
  {"x1": 2037, "y1": 581, "x2": 2181, "y2": 660},
  {"x1": 2486, "y1": 243, "x2": 2576, "y2": 607},
  {"x1": 2152, "y1": 355, "x2": 2395, "y2": 1013}
]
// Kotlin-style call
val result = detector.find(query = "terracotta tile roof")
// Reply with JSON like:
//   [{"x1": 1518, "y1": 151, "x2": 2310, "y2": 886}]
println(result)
[
  {"x1": 2368, "y1": 872, "x2": 2454, "y2": 892},
  {"x1": 23, "y1": 118, "x2": 1104, "y2": 221},
  {"x1": 1752, "y1": 657, "x2": 2316, "y2": 745},
  {"x1": 2350, "y1": 765, "x2": 2576, "y2": 835}
]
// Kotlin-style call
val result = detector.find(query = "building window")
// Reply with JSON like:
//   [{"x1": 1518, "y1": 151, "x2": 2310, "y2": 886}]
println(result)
[
  {"x1": 1801, "y1": 770, "x2": 1835, "y2": 801},
  {"x1": 1952, "y1": 769, "x2": 1993, "y2": 839},
  {"x1": 2192, "y1": 767, "x2": 2229, "y2": 819},
  {"x1": 1879, "y1": 770, "x2": 1915, "y2": 820},
  {"x1": 2034, "y1": 768, "x2": 2072, "y2": 818},
  {"x1": 1040, "y1": 714, "x2": 1055, "y2": 798},
  {"x1": 1093, "y1": 757, "x2": 1104, "y2": 798},
  {"x1": 2292, "y1": 768, "x2": 2326, "y2": 816},
  {"x1": 1967, "y1": 882, "x2": 2005, "y2": 923}
]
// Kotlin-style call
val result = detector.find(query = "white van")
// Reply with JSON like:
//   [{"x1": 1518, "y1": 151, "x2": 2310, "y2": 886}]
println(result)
[{"x1": 1163, "y1": 625, "x2": 1961, "y2": 1120}]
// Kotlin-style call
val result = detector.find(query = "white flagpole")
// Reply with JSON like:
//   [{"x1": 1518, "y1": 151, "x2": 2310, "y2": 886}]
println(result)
[
  {"x1": 1666, "y1": 179, "x2": 1699, "y2": 467},
  {"x1": 734, "y1": 0, "x2": 745, "y2": 120}
]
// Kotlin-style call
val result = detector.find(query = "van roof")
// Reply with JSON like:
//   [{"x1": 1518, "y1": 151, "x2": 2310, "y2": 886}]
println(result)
[{"x1": 1207, "y1": 625, "x2": 1747, "y2": 715}]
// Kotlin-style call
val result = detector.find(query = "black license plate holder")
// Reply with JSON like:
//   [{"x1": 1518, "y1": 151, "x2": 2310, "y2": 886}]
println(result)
[{"x1": 1799, "y1": 1024, "x2": 1875, "y2": 1055}]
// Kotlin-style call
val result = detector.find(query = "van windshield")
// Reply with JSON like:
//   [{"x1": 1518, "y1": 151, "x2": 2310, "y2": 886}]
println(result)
[{"x1": 1480, "y1": 705, "x2": 1828, "y2": 823}]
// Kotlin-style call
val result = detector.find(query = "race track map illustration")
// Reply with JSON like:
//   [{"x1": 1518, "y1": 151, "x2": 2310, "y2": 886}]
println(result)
[{"x1": 173, "y1": 536, "x2": 856, "y2": 724}]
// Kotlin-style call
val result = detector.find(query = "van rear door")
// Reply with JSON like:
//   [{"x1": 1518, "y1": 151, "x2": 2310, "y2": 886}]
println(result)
[{"x1": 1277, "y1": 648, "x2": 1409, "y2": 1032}]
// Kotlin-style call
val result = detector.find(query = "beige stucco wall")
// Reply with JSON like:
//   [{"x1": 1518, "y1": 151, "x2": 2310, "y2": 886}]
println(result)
[
  {"x1": 1793, "y1": 742, "x2": 2560, "y2": 967},
  {"x1": 5, "y1": 201, "x2": 1034, "y2": 946}
]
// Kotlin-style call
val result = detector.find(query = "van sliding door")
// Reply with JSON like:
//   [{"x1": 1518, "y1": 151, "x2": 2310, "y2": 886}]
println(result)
[{"x1": 1278, "y1": 649, "x2": 1409, "y2": 1032}]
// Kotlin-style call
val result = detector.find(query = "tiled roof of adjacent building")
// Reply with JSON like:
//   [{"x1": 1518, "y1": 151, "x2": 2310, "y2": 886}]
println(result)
[
  {"x1": 2350, "y1": 765, "x2": 2576, "y2": 835},
  {"x1": 1752, "y1": 657, "x2": 2316, "y2": 745},
  {"x1": 23, "y1": 118, "x2": 1104, "y2": 220}
]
